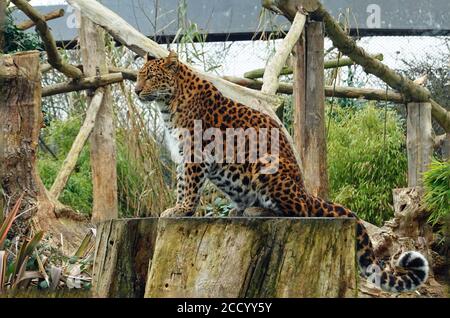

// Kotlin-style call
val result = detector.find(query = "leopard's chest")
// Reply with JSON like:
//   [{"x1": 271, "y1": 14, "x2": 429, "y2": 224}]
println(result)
[{"x1": 154, "y1": 101, "x2": 183, "y2": 164}]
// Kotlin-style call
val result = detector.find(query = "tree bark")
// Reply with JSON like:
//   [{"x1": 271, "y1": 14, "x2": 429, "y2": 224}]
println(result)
[
  {"x1": 144, "y1": 217, "x2": 357, "y2": 297},
  {"x1": 0, "y1": 51, "x2": 89, "y2": 254},
  {"x1": 92, "y1": 218, "x2": 158, "y2": 298},
  {"x1": 406, "y1": 102, "x2": 433, "y2": 187},
  {"x1": 78, "y1": 13, "x2": 118, "y2": 224}
]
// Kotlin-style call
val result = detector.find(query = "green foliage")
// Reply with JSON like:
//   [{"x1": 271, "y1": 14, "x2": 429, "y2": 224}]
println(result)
[
  {"x1": 38, "y1": 116, "x2": 174, "y2": 217},
  {"x1": 38, "y1": 117, "x2": 93, "y2": 214},
  {"x1": 326, "y1": 104, "x2": 408, "y2": 225},
  {"x1": 423, "y1": 159, "x2": 450, "y2": 226},
  {"x1": 3, "y1": 9, "x2": 43, "y2": 53}
]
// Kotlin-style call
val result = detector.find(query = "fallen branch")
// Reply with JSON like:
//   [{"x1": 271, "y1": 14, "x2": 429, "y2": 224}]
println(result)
[
  {"x1": 244, "y1": 53, "x2": 383, "y2": 79},
  {"x1": 261, "y1": 11, "x2": 306, "y2": 95},
  {"x1": 17, "y1": 8, "x2": 65, "y2": 30},
  {"x1": 41, "y1": 73, "x2": 123, "y2": 97},
  {"x1": 11, "y1": 0, "x2": 83, "y2": 79},
  {"x1": 50, "y1": 89, "x2": 105, "y2": 199}
]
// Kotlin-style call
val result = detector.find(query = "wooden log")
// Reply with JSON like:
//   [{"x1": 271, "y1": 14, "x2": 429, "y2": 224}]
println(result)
[
  {"x1": 244, "y1": 53, "x2": 384, "y2": 79},
  {"x1": 79, "y1": 12, "x2": 118, "y2": 224},
  {"x1": 11, "y1": 0, "x2": 83, "y2": 79},
  {"x1": 49, "y1": 89, "x2": 104, "y2": 199},
  {"x1": 0, "y1": 51, "x2": 88, "y2": 253},
  {"x1": 92, "y1": 218, "x2": 158, "y2": 298},
  {"x1": 144, "y1": 217, "x2": 357, "y2": 298},
  {"x1": 41, "y1": 73, "x2": 123, "y2": 97},
  {"x1": 406, "y1": 102, "x2": 433, "y2": 187},
  {"x1": 17, "y1": 8, "x2": 65, "y2": 30},
  {"x1": 293, "y1": 22, "x2": 328, "y2": 198}
]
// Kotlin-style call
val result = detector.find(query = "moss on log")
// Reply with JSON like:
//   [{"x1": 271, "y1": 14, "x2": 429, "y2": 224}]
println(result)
[{"x1": 141, "y1": 217, "x2": 357, "y2": 298}]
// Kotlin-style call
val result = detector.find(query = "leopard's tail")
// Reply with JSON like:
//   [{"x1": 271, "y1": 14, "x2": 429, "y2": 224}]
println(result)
[
  {"x1": 355, "y1": 219, "x2": 429, "y2": 293},
  {"x1": 308, "y1": 198, "x2": 429, "y2": 293}
]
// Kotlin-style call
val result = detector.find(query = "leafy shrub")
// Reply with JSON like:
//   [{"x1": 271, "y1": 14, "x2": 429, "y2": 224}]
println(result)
[
  {"x1": 327, "y1": 104, "x2": 408, "y2": 225},
  {"x1": 423, "y1": 159, "x2": 450, "y2": 227},
  {"x1": 3, "y1": 10, "x2": 43, "y2": 53}
]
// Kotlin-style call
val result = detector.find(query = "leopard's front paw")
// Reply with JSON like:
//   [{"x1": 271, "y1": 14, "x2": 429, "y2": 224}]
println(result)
[{"x1": 160, "y1": 206, "x2": 194, "y2": 217}]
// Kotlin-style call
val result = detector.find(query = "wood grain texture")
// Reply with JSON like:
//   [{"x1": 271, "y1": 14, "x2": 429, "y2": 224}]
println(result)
[
  {"x1": 78, "y1": 13, "x2": 118, "y2": 223},
  {"x1": 406, "y1": 102, "x2": 433, "y2": 187},
  {"x1": 144, "y1": 217, "x2": 357, "y2": 298},
  {"x1": 93, "y1": 218, "x2": 158, "y2": 298}
]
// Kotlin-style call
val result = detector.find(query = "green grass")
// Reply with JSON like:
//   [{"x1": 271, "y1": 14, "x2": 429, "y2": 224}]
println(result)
[{"x1": 423, "y1": 159, "x2": 450, "y2": 227}]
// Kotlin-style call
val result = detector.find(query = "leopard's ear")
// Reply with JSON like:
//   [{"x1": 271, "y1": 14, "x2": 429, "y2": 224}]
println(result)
[
  {"x1": 144, "y1": 53, "x2": 157, "y2": 63},
  {"x1": 165, "y1": 50, "x2": 179, "y2": 71}
]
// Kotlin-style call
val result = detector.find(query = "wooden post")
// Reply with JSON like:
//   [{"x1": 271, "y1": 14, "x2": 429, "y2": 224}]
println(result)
[
  {"x1": 406, "y1": 102, "x2": 433, "y2": 187},
  {"x1": 144, "y1": 218, "x2": 357, "y2": 298},
  {"x1": 293, "y1": 21, "x2": 328, "y2": 198},
  {"x1": 78, "y1": 13, "x2": 118, "y2": 223}
]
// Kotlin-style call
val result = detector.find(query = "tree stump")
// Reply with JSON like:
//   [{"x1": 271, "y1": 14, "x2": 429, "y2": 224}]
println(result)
[
  {"x1": 0, "y1": 51, "x2": 88, "y2": 254},
  {"x1": 130, "y1": 217, "x2": 357, "y2": 298}
]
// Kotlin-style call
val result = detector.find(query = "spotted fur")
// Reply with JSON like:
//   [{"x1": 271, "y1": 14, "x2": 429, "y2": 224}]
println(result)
[{"x1": 135, "y1": 51, "x2": 429, "y2": 293}]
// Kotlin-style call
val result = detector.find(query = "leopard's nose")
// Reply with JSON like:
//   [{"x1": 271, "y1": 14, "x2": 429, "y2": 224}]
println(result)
[{"x1": 135, "y1": 87, "x2": 143, "y2": 95}]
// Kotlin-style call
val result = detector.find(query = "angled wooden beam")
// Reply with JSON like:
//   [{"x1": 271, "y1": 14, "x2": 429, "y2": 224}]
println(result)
[
  {"x1": 261, "y1": 11, "x2": 306, "y2": 95},
  {"x1": 50, "y1": 88, "x2": 105, "y2": 199}
]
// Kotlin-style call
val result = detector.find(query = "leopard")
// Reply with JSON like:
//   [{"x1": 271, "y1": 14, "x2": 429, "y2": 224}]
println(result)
[{"x1": 135, "y1": 50, "x2": 429, "y2": 293}]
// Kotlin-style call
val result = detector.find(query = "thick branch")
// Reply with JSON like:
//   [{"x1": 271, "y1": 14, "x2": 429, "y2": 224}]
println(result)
[
  {"x1": 17, "y1": 8, "x2": 65, "y2": 30},
  {"x1": 41, "y1": 73, "x2": 123, "y2": 97},
  {"x1": 11, "y1": 0, "x2": 82, "y2": 79},
  {"x1": 244, "y1": 53, "x2": 383, "y2": 79},
  {"x1": 50, "y1": 89, "x2": 104, "y2": 199},
  {"x1": 261, "y1": 11, "x2": 306, "y2": 95}
]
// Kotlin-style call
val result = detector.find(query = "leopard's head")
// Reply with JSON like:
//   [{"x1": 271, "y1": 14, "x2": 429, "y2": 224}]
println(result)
[{"x1": 135, "y1": 50, "x2": 180, "y2": 102}]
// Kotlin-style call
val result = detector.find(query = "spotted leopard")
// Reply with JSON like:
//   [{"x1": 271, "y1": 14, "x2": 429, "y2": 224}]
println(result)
[{"x1": 135, "y1": 51, "x2": 429, "y2": 293}]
